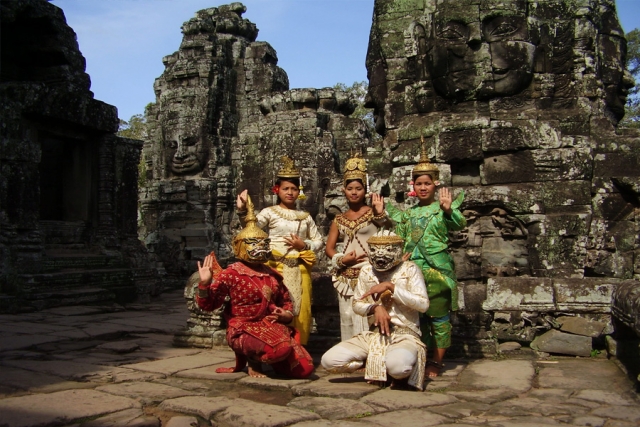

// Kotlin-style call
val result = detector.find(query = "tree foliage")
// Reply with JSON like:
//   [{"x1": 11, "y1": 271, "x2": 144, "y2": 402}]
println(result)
[
  {"x1": 620, "y1": 28, "x2": 640, "y2": 128},
  {"x1": 117, "y1": 113, "x2": 149, "y2": 188},
  {"x1": 334, "y1": 81, "x2": 381, "y2": 142},
  {"x1": 117, "y1": 113, "x2": 149, "y2": 140}
]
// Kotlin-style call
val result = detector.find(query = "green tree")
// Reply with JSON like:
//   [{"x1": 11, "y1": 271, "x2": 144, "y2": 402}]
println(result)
[
  {"x1": 620, "y1": 28, "x2": 640, "y2": 128},
  {"x1": 117, "y1": 113, "x2": 148, "y2": 140},
  {"x1": 334, "y1": 81, "x2": 381, "y2": 142},
  {"x1": 117, "y1": 113, "x2": 149, "y2": 188}
]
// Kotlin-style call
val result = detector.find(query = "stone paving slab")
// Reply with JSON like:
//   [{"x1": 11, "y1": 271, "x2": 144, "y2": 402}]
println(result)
[
  {"x1": 176, "y1": 362, "x2": 248, "y2": 382},
  {"x1": 0, "y1": 389, "x2": 140, "y2": 427},
  {"x1": 0, "y1": 321, "x2": 76, "y2": 334},
  {"x1": 486, "y1": 396, "x2": 587, "y2": 418},
  {"x1": 0, "y1": 359, "x2": 139, "y2": 382},
  {"x1": 537, "y1": 359, "x2": 630, "y2": 391},
  {"x1": 238, "y1": 373, "x2": 314, "y2": 390},
  {"x1": 119, "y1": 353, "x2": 229, "y2": 375},
  {"x1": 159, "y1": 396, "x2": 250, "y2": 420},
  {"x1": 360, "y1": 388, "x2": 458, "y2": 411},
  {"x1": 0, "y1": 365, "x2": 94, "y2": 394},
  {"x1": 590, "y1": 405, "x2": 640, "y2": 423},
  {"x1": 164, "y1": 415, "x2": 198, "y2": 427},
  {"x1": 287, "y1": 396, "x2": 376, "y2": 420},
  {"x1": 0, "y1": 333, "x2": 62, "y2": 352},
  {"x1": 289, "y1": 421, "x2": 364, "y2": 427},
  {"x1": 573, "y1": 389, "x2": 637, "y2": 406},
  {"x1": 291, "y1": 373, "x2": 379, "y2": 399},
  {"x1": 96, "y1": 381, "x2": 201, "y2": 405},
  {"x1": 428, "y1": 401, "x2": 492, "y2": 419},
  {"x1": 456, "y1": 359, "x2": 535, "y2": 393},
  {"x1": 360, "y1": 408, "x2": 451, "y2": 426},
  {"x1": 214, "y1": 400, "x2": 321, "y2": 427},
  {"x1": 76, "y1": 408, "x2": 160, "y2": 427},
  {"x1": 447, "y1": 389, "x2": 520, "y2": 404}
]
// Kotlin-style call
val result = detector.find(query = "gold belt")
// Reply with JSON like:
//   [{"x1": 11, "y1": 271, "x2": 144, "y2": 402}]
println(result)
[
  {"x1": 391, "y1": 326, "x2": 420, "y2": 339},
  {"x1": 281, "y1": 257, "x2": 300, "y2": 268}
]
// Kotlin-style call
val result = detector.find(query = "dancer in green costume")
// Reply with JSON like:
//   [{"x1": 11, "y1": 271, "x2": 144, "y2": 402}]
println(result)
[{"x1": 386, "y1": 138, "x2": 466, "y2": 378}]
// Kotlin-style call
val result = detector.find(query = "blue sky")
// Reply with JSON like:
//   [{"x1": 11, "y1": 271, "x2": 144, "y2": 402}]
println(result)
[{"x1": 51, "y1": 0, "x2": 640, "y2": 122}]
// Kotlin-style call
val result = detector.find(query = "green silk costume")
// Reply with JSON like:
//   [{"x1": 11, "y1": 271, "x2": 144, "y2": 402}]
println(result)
[{"x1": 386, "y1": 192, "x2": 466, "y2": 318}]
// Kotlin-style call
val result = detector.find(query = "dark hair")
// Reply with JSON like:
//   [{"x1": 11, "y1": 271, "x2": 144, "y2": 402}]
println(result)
[
  {"x1": 412, "y1": 172, "x2": 435, "y2": 181},
  {"x1": 275, "y1": 177, "x2": 300, "y2": 187}
]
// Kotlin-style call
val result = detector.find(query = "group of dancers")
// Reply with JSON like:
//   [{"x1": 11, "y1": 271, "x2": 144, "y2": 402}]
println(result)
[{"x1": 195, "y1": 142, "x2": 466, "y2": 390}]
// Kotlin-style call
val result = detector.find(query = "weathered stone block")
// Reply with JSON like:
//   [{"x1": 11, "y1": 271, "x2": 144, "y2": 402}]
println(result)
[
  {"x1": 554, "y1": 278, "x2": 616, "y2": 313},
  {"x1": 558, "y1": 316, "x2": 606, "y2": 337},
  {"x1": 483, "y1": 277, "x2": 555, "y2": 311},
  {"x1": 530, "y1": 329, "x2": 592, "y2": 357}
]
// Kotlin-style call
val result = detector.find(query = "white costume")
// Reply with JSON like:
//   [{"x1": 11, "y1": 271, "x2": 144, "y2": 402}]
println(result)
[{"x1": 321, "y1": 260, "x2": 429, "y2": 390}]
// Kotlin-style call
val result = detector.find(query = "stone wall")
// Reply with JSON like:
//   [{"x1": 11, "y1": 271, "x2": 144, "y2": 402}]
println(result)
[
  {"x1": 365, "y1": 0, "x2": 640, "y2": 356},
  {"x1": 0, "y1": 0, "x2": 158, "y2": 311}
]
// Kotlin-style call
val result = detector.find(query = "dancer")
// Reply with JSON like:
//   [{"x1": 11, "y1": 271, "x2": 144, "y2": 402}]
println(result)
[
  {"x1": 236, "y1": 156, "x2": 323, "y2": 345},
  {"x1": 325, "y1": 153, "x2": 390, "y2": 341},
  {"x1": 321, "y1": 230, "x2": 429, "y2": 390},
  {"x1": 196, "y1": 195, "x2": 314, "y2": 378},
  {"x1": 386, "y1": 136, "x2": 466, "y2": 378}
]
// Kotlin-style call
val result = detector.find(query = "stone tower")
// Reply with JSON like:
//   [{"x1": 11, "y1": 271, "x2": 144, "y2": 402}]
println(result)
[{"x1": 366, "y1": 0, "x2": 639, "y2": 355}]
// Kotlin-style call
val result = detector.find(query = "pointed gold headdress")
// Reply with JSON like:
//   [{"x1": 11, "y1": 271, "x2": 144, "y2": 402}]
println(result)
[
  {"x1": 343, "y1": 152, "x2": 368, "y2": 187},
  {"x1": 412, "y1": 134, "x2": 439, "y2": 180},
  {"x1": 234, "y1": 195, "x2": 268, "y2": 244},
  {"x1": 277, "y1": 156, "x2": 300, "y2": 178},
  {"x1": 276, "y1": 155, "x2": 306, "y2": 200}
]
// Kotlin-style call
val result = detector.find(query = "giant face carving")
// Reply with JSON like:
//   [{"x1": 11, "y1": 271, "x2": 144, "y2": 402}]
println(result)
[
  {"x1": 163, "y1": 118, "x2": 209, "y2": 176},
  {"x1": 427, "y1": 0, "x2": 537, "y2": 101}
]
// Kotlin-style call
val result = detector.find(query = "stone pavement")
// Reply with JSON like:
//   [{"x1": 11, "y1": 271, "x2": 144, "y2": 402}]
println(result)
[{"x1": 0, "y1": 290, "x2": 639, "y2": 427}]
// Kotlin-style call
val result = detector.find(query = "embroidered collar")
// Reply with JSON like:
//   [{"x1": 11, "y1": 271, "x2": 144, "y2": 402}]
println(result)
[
  {"x1": 230, "y1": 261, "x2": 282, "y2": 279},
  {"x1": 335, "y1": 209, "x2": 373, "y2": 235},
  {"x1": 268, "y1": 205, "x2": 309, "y2": 221}
]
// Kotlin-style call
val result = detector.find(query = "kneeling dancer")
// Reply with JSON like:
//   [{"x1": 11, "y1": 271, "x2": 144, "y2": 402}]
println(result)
[
  {"x1": 196, "y1": 195, "x2": 314, "y2": 379},
  {"x1": 321, "y1": 230, "x2": 429, "y2": 390}
]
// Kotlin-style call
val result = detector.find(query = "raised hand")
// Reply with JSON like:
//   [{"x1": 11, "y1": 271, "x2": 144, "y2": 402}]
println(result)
[
  {"x1": 236, "y1": 189, "x2": 248, "y2": 211},
  {"x1": 197, "y1": 255, "x2": 214, "y2": 283},
  {"x1": 371, "y1": 193, "x2": 385, "y2": 216},
  {"x1": 438, "y1": 187, "x2": 452, "y2": 215}
]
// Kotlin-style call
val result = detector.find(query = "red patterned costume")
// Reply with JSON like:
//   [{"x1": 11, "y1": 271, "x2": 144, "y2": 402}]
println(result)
[{"x1": 196, "y1": 261, "x2": 314, "y2": 379}]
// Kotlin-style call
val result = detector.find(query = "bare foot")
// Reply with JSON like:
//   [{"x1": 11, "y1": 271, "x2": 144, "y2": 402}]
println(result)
[
  {"x1": 425, "y1": 360, "x2": 444, "y2": 378},
  {"x1": 248, "y1": 365, "x2": 267, "y2": 378}
]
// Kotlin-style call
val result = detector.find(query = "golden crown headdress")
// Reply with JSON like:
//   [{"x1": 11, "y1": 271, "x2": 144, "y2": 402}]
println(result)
[
  {"x1": 367, "y1": 229, "x2": 404, "y2": 246},
  {"x1": 412, "y1": 134, "x2": 439, "y2": 180},
  {"x1": 277, "y1": 156, "x2": 300, "y2": 178},
  {"x1": 234, "y1": 195, "x2": 268, "y2": 243},
  {"x1": 343, "y1": 152, "x2": 368, "y2": 186}
]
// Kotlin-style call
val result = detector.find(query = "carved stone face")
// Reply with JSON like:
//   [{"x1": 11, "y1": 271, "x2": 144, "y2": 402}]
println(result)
[
  {"x1": 236, "y1": 237, "x2": 271, "y2": 263},
  {"x1": 427, "y1": 0, "x2": 536, "y2": 101},
  {"x1": 163, "y1": 123, "x2": 209, "y2": 176},
  {"x1": 369, "y1": 243, "x2": 403, "y2": 272}
]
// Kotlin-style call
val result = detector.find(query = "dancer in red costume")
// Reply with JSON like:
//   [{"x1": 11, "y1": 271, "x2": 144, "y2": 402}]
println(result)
[{"x1": 196, "y1": 194, "x2": 314, "y2": 379}]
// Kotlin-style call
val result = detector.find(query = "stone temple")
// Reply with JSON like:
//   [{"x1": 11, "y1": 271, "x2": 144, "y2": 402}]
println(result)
[{"x1": 1, "y1": 0, "x2": 639, "y2": 377}]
